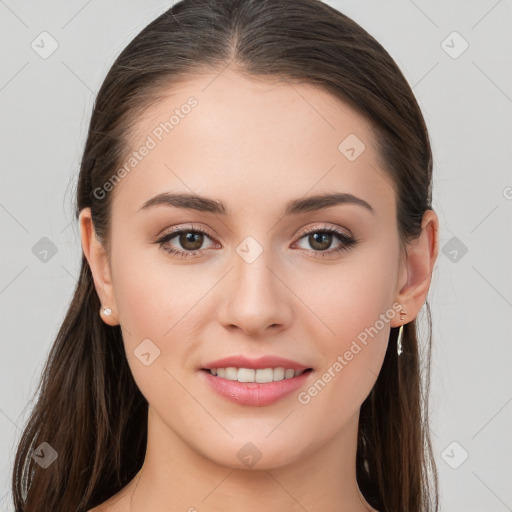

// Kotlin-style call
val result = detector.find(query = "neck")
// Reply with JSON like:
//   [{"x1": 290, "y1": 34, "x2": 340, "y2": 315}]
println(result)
[{"x1": 122, "y1": 406, "x2": 375, "y2": 512}]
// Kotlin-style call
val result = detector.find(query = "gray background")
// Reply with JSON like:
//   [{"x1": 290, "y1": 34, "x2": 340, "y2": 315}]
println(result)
[{"x1": 1, "y1": 1, "x2": 511, "y2": 510}]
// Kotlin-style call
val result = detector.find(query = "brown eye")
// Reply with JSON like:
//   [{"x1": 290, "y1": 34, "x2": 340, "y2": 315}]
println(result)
[
  {"x1": 308, "y1": 232, "x2": 334, "y2": 251},
  {"x1": 294, "y1": 226, "x2": 357, "y2": 259},
  {"x1": 156, "y1": 227, "x2": 216, "y2": 258},
  {"x1": 177, "y1": 231, "x2": 204, "y2": 251}
]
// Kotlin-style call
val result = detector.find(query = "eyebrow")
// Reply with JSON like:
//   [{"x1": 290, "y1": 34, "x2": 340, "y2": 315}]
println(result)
[{"x1": 137, "y1": 192, "x2": 374, "y2": 216}]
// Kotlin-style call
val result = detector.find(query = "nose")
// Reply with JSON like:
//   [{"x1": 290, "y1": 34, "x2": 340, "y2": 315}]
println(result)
[{"x1": 216, "y1": 247, "x2": 293, "y2": 337}]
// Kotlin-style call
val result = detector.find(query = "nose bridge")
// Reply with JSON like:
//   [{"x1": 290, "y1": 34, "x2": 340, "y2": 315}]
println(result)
[
  {"x1": 216, "y1": 233, "x2": 291, "y2": 334},
  {"x1": 236, "y1": 238, "x2": 275, "y2": 295},
  {"x1": 233, "y1": 233, "x2": 280, "y2": 307}
]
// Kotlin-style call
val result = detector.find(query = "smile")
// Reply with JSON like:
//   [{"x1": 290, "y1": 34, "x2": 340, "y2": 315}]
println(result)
[{"x1": 200, "y1": 368, "x2": 313, "y2": 407}]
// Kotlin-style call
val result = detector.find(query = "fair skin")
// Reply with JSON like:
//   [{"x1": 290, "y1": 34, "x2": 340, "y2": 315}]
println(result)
[{"x1": 81, "y1": 68, "x2": 438, "y2": 512}]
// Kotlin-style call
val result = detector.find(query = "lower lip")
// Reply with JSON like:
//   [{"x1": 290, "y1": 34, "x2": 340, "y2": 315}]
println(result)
[{"x1": 200, "y1": 369, "x2": 313, "y2": 407}]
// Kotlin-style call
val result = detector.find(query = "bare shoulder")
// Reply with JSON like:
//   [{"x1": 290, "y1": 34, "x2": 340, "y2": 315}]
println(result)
[
  {"x1": 86, "y1": 502, "x2": 120, "y2": 512},
  {"x1": 87, "y1": 504, "x2": 110, "y2": 512},
  {"x1": 86, "y1": 493, "x2": 129, "y2": 512}
]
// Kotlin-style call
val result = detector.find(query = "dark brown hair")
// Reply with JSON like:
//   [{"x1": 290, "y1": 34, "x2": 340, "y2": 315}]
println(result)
[{"x1": 12, "y1": 1, "x2": 438, "y2": 511}]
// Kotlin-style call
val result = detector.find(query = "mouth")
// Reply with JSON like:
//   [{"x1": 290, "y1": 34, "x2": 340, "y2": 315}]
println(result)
[
  {"x1": 200, "y1": 366, "x2": 314, "y2": 407},
  {"x1": 201, "y1": 367, "x2": 313, "y2": 383}
]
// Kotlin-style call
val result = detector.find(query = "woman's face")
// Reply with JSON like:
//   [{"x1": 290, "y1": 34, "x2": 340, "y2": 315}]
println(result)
[{"x1": 83, "y1": 69, "x2": 420, "y2": 470}]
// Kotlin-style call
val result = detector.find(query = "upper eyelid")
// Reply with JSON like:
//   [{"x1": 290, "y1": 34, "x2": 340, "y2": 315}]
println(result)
[
  {"x1": 295, "y1": 224, "x2": 352, "y2": 239},
  {"x1": 157, "y1": 224, "x2": 216, "y2": 241}
]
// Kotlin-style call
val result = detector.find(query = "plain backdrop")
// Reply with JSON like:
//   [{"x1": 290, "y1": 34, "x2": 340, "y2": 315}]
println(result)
[{"x1": 1, "y1": 1, "x2": 511, "y2": 511}]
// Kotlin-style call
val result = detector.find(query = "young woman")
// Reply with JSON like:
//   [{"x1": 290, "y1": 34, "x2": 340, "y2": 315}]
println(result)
[{"x1": 12, "y1": 1, "x2": 440, "y2": 511}]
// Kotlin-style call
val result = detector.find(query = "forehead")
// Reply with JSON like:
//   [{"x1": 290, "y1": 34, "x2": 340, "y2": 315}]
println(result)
[{"x1": 110, "y1": 69, "x2": 396, "y2": 220}]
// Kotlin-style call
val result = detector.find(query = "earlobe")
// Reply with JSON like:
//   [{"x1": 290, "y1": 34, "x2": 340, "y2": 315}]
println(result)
[
  {"x1": 79, "y1": 208, "x2": 119, "y2": 326},
  {"x1": 392, "y1": 209, "x2": 439, "y2": 327}
]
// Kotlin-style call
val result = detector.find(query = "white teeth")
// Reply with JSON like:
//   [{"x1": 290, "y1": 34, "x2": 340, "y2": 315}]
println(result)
[
  {"x1": 208, "y1": 366, "x2": 308, "y2": 383},
  {"x1": 224, "y1": 367, "x2": 238, "y2": 380},
  {"x1": 285, "y1": 369, "x2": 296, "y2": 379},
  {"x1": 255, "y1": 368, "x2": 273, "y2": 383},
  {"x1": 273, "y1": 367, "x2": 285, "y2": 381},
  {"x1": 238, "y1": 368, "x2": 256, "y2": 382}
]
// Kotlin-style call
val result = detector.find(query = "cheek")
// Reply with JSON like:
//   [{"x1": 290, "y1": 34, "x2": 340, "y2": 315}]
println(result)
[
  {"x1": 110, "y1": 256, "x2": 198, "y2": 411},
  {"x1": 298, "y1": 245, "x2": 398, "y2": 346},
  {"x1": 111, "y1": 239, "x2": 200, "y2": 335},
  {"x1": 295, "y1": 280, "x2": 392, "y2": 435},
  {"x1": 110, "y1": 243, "x2": 211, "y2": 388},
  {"x1": 293, "y1": 245, "x2": 397, "y2": 409}
]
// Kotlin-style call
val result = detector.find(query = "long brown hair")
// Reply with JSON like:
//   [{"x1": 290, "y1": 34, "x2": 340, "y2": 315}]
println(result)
[{"x1": 11, "y1": 1, "x2": 438, "y2": 510}]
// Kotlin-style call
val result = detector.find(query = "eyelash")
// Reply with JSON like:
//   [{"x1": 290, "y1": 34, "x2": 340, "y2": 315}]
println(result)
[{"x1": 155, "y1": 224, "x2": 357, "y2": 260}]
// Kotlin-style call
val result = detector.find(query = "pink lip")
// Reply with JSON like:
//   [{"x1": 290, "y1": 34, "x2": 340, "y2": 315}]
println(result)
[
  {"x1": 200, "y1": 369, "x2": 313, "y2": 407},
  {"x1": 202, "y1": 355, "x2": 311, "y2": 371}
]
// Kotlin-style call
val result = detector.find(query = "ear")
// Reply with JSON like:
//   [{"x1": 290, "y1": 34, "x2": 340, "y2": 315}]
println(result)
[
  {"x1": 391, "y1": 209, "x2": 439, "y2": 327},
  {"x1": 79, "y1": 208, "x2": 119, "y2": 326}
]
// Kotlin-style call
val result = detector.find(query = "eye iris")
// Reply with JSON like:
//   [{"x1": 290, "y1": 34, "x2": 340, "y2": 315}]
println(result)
[
  {"x1": 180, "y1": 231, "x2": 203, "y2": 251},
  {"x1": 309, "y1": 232, "x2": 332, "y2": 251}
]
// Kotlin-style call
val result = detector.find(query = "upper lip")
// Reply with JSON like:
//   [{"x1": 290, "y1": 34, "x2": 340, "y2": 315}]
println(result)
[{"x1": 202, "y1": 355, "x2": 312, "y2": 371}]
